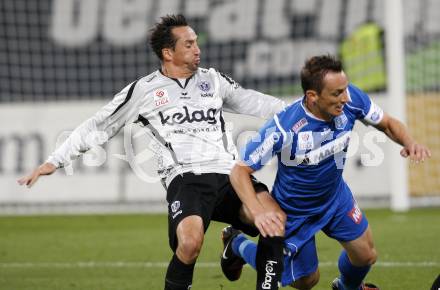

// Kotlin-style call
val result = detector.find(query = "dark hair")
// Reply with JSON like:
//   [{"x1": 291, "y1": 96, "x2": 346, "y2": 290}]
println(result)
[
  {"x1": 149, "y1": 14, "x2": 189, "y2": 61},
  {"x1": 300, "y1": 54, "x2": 343, "y2": 95}
]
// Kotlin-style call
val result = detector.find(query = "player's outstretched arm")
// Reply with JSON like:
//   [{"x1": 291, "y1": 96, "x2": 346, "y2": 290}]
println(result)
[
  {"x1": 374, "y1": 112, "x2": 431, "y2": 162},
  {"x1": 16, "y1": 82, "x2": 138, "y2": 189},
  {"x1": 17, "y1": 162, "x2": 57, "y2": 188},
  {"x1": 217, "y1": 70, "x2": 285, "y2": 119},
  {"x1": 230, "y1": 162, "x2": 284, "y2": 237}
]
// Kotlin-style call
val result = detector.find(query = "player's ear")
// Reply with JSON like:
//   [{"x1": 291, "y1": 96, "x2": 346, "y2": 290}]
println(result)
[
  {"x1": 162, "y1": 48, "x2": 173, "y2": 62},
  {"x1": 305, "y1": 90, "x2": 318, "y2": 103}
]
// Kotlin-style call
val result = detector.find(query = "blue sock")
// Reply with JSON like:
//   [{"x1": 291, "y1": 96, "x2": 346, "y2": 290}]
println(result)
[
  {"x1": 338, "y1": 250, "x2": 371, "y2": 290},
  {"x1": 231, "y1": 234, "x2": 257, "y2": 269}
]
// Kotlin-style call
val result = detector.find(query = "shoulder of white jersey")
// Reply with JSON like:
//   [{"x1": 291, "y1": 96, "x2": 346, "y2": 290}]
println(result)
[
  {"x1": 191, "y1": 67, "x2": 218, "y2": 82},
  {"x1": 139, "y1": 70, "x2": 161, "y2": 84},
  {"x1": 208, "y1": 68, "x2": 240, "y2": 87},
  {"x1": 198, "y1": 67, "x2": 211, "y2": 74},
  {"x1": 205, "y1": 67, "x2": 221, "y2": 75},
  {"x1": 112, "y1": 72, "x2": 160, "y2": 112},
  {"x1": 113, "y1": 79, "x2": 140, "y2": 101},
  {"x1": 136, "y1": 70, "x2": 166, "y2": 99}
]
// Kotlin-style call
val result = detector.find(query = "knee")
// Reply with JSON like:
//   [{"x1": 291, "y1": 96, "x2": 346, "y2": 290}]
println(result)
[
  {"x1": 177, "y1": 234, "x2": 204, "y2": 263},
  {"x1": 306, "y1": 269, "x2": 320, "y2": 288},
  {"x1": 291, "y1": 269, "x2": 320, "y2": 290},
  {"x1": 366, "y1": 248, "x2": 378, "y2": 265},
  {"x1": 302, "y1": 270, "x2": 320, "y2": 289},
  {"x1": 357, "y1": 247, "x2": 378, "y2": 266}
]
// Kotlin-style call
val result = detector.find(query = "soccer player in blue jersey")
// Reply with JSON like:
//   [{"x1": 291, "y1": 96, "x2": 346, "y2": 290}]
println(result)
[{"x1": 220, "y1": 55, "x2": 431, "y2": 290}]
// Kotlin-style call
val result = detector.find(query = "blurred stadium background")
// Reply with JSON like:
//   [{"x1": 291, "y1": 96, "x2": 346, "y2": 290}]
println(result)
[
  {"x1": 1, "y1": 0, "x2": 439, "y2": 213},
  {"x1": 0, "y1": 1, "x2": 439, "y2": 289}
]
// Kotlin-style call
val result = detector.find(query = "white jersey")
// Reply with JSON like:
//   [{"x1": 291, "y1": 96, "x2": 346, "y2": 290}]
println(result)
[{"x1": 47, "y1": 68, "x2": 285, "y2": 186}]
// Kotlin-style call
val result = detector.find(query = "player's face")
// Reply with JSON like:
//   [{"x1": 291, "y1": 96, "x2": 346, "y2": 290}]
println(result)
[
  {"x1": 316, "y1": 71, "x2": 349, "y2": 120},
  {"x1": 169, "y1": 26, "x2": 201, "y2": 72}
]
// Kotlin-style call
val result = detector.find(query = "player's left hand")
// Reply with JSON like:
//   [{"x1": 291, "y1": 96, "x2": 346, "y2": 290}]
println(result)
[{"x1": 400, "y1": 142, "x2": 431, "y2": 163}]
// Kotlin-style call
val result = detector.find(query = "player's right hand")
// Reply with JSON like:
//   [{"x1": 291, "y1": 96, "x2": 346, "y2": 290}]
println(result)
[{"x1": 17, "y1": 162, "x2": 57, "y2": 188}]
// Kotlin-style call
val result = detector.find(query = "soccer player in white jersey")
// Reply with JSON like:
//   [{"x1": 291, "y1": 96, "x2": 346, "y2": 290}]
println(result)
[
  {"x1": 223, "y1": 55, "x2": 431, "y2": 290},
  {"x1": 18, "y1": 15, "x2": 287, "y2": 290}
]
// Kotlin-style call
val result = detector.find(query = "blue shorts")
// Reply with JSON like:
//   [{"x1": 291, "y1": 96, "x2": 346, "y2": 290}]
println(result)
[{"x1": 280, "y1": 182, "x2": 369, "y2": 287}]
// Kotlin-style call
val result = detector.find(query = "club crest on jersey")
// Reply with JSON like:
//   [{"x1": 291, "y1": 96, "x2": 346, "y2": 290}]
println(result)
[
  {"x1": 370, "y1": 103, "x2": 383, "y2": 123},
  {"x1": 298, "y1": 131, "x2": 314, "y2": 150},
  {"x1": 153, "y1": 89, "x2": 170, "y2": 107},
  {"x1": 334, "y1": 113, "x2": 348, "y2": 130},
  {"x1": 171, "y1": 200, "x2": 180, "y2": 213},
  {"x1": 371, "y1": 111, "x2": 381, "y2": 122},
  {"x1": 292, "y1": 118, "x2": 308, "y2": 134},
  {"x1": 198, "y1": 80, "x2": 211, "y2": 92},
  {"x1": 171, "y1": 200, "x2": 183, "y2": 219}
]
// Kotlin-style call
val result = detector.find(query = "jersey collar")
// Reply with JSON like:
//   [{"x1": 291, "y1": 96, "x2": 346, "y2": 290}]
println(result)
[
  {"x1": 159, "y1": 69, "x2": 195, "y2": 89},
  {"x1": 300, "y1": 96, "x2": 328, "y2": 122}
]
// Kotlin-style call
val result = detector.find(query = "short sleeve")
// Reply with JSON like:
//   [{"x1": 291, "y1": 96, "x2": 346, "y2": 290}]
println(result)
[
  {"x1": 241, "y1": 115, "x2": 286, "y2": 171},
  {"x1": 348, "y1": 84, "x2": 384, "y2": 125}
]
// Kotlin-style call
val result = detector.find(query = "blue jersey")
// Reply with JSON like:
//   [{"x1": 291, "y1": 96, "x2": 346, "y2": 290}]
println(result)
[{"x1": 242, "y1": 84, "x2": 384, "y2": 216}]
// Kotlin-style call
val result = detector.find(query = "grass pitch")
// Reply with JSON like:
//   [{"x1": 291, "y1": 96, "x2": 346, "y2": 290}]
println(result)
[{"x1": 0, "y1": 208, "x2": 438, "y2": 290}]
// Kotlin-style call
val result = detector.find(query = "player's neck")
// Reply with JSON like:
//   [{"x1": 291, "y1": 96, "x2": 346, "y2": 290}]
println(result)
[
  {"x1": 304, "y1": 97, "x2": 332, "y2": 122},
  {"x1": 161, "y1": 63, "x2": 195, "y2": 79}
]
